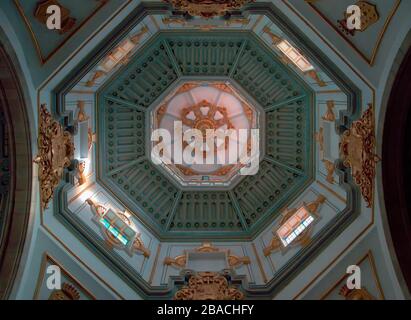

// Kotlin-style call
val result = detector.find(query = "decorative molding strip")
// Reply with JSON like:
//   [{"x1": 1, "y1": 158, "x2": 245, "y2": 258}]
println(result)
[
  {"x1": 164, "y1": 242, "x2": 250, "y2": 269},
  {"x1": 34, "y1": 104, "x2": 74, "y2": 210},
  {"x1": 340, "y1": 104, "x2": 379, "y2": 207}
]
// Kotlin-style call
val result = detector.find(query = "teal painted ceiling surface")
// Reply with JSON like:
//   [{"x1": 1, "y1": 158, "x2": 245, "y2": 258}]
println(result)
[{"x1": 97, "y1": 31, "x2": 314, "y2": 240}]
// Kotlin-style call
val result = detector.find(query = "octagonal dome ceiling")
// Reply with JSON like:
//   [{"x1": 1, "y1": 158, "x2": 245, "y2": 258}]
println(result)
[
  {"x1": 97, "y1": 31, "x2": 313, "y2": 239},
  {"x1": 45, "y1": 1, "x2": 371, "y2": 299}
]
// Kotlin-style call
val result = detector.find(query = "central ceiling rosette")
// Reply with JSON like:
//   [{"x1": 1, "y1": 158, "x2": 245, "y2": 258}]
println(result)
[{"x1": 151, "y1": 81, "x2": 260, "y2": 187}]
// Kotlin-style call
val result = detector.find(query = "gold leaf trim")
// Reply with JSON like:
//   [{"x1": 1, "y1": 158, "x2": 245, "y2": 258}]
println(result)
[
  {"x1": 174, "y1": 272, "x2": 244, "y2": 300},
  {"x1": 340, "y1": 104, "x2": 379, "y2": 207},
  {"x1": 164, "y1": 242, "x2": 250, "y2": 269},
  {"x1": 165, "y1": 0, "x2": 255, "y2": 18},
  {"x1": 34, "y1": 104, "x2": 74, "y2": 210}
]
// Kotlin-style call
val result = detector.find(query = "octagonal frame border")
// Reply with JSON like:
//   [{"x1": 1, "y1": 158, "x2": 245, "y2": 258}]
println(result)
[
  {"x1": 94, "y1": 29, "x2": 315, "y2": 240},
  {"x1": 144, "y1": 76, "x2": 267, "y2": 192}
]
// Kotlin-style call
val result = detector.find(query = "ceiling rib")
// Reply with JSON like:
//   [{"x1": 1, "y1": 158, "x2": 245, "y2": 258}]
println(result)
[
  {"x1": 229, "y1": 40, "x2": 248, "y2": 78},
  {"x1": 104, "y1": 95, "x2": 147, "y2": 112},
  {"x1": 162, "y1": 40, "x2": 182, "y2": 78},
  {"x1": 264, "y1": 155, "x2": 304, "y2": 176},
  {"x1": 107, "y1": 156, "x2": 146, "y2": 176},
  {"x1": 165, "y1": 190, "x2": 183, "y2": 230},
  {"x1": 228, "y1": 190, "x2": 249, "y2": 231},
  {"x1": 265, "y1": 94, "x2": 306, "y2": 112}
]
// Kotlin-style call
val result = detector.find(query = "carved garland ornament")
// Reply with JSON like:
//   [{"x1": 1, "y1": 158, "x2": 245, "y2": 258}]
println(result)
[
  {"x1": 34, "y1": 104, "x2": 74, "y2": 210},
  {"x1": 174, "y1": 272, "x2": 244, "y2": 300},
  {"x1": 339, "y1": 104, "x2": 379, "y2": 208},
  {"x1": 165, "y1": 0, "x2": 255, "y2": 18}
]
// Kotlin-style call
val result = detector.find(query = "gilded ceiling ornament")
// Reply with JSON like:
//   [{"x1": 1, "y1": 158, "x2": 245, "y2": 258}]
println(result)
[
  {"x1": 263, "y1": 195, "x2": 326, "y2": 256},
  {"x1": 242, "y1": 103, "x2": 254, "y2": 123},
  {"x1": 181, "y1": 100, "x2": 234, "y2": 160},
  {"x1": 133, "y1": 237, "x2": 151, "y2": 258},
  {"x1": 262, "y1": 26, "x2": 282, "y2": 45},
  {"x1": 339, "y1": 104, "x2": 379, "y2": 208},
  {"x1": 86, "y1": 70, "x2": 106, "y2": 87},
  {"x1": 175, "y1": 83, "x2": 200, "y2": 95},
  {"x1": 86, "y1": 26, "x2": 148, "y2": 87},
  {"x1": 156, "y1": 104, "x2": 168, "y2": 126},
  {"x1": 162, "y1": 17, "x2": 187, "y2": 25},
  {"x1": 49, "y1": 283, "x2": 80, "y2": 300},
  {"x1": 322, "y1": 159, "x2": 335, "y2": 184},
  {"x1": 77, "y1": 161, "x2": 86, "y2": 185},
  {"x1": 174, "y1": 272, "x2": 244, "y2": 300},
  {"x1": 306, "y1": 70, "x2": 326, "y2": 87},
  {"x1": 315, "y1": 127, "x2": 324, "y2": 153},
  {"x1": 164, "y1": 242, "x2": 250, "y2": 269},
  {"x1": 339, "y1": 284, "x2": 375, "y2": 300},
  {"x1": 225, "y1": 18, "x2": 250, "y2": 26},
  {"x1": 34, "y1": 0, "x2": 76, "y2": 35},
  {"x1": 88, "y1": 128, "x2": 93, "y2": 151},
  {"x1": 164, "y1": 0, "x2": 255, "y2": 18},
  {"x1": 322, "y1": 100, "x2": 336, "y2": 122},
  {"x1": 213, "y1": 165, "x2": 236, "y2": 176},
  {"x1": 76, "y1": 101, "x2": 93, "y2": 151},
  {"x1": 130, "y1": 26, "x2": 149, "y2": 44},
  {"x1": 181, "y1": 100, "x2": 234, "y2": 134},
  {"x1": 76, "y1": 101, "x2": 89, "y2": 122},
  {"x1": 338, "y1": 1, "x2": 379, "y2": 36},
  {"x1": 210, "y1": 83, "x2": 234, "y2": 94},
  {"x1": 86, "y1": 199, "x2": 150, "y2": 257},
  {"x1": 175, "y1": 164, "x2": 199, "y2": 176},
  {"x1": 34, "y1": 104, "x2": 74, "y2": 210}
]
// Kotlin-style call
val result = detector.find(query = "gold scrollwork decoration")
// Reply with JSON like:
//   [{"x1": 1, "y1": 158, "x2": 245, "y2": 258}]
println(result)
[
  {"x1": 322, "y1": 100, "x2": 336, "y2": 122},
  {"x1": 34, "y1": 104, "x2": 74, "y2": 210},
  {"x1": 164, "y1": 0, "x2": 255, "y2": 18},
  {"x1": 34, "y1": 0, "x2": 76, "y2": 35},
  {"x1": 174, "y1": 272, "x2": 244, "y2": 300},
  {"x1": 339, "y1": 284, "x2": 375, "y2": 300},
  {"x1": 164, "y1": 242, "x2": 250, "y2": 269},
  {"x1": 338, "y1": 1, "x2": 379, "y2": 36},
  {"x1": 49, "y1": 283, "x2": 80, "y2": 300},
  {"x1": 322, "y1": 159, "x2": 336, "y2": 184},
  {"x1": 339, "y1": 104, "x2": 379, "y2": 207}
]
